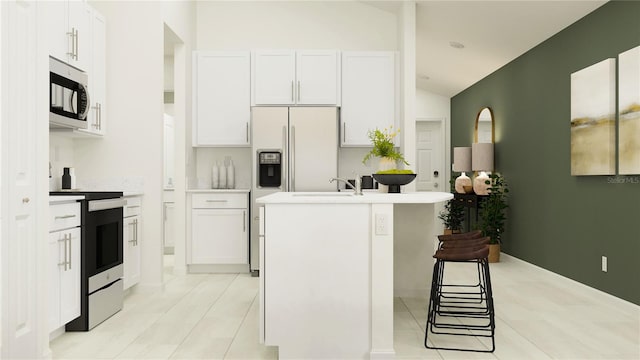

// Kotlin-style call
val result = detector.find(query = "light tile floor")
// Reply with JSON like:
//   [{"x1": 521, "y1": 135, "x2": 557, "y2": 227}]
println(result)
[{"x1": 51, "y1": 255, "x2": 640, "y2": 359}]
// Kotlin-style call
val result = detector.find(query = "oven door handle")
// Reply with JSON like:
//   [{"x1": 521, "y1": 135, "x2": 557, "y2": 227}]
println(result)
[{"x1": 88, "y1": 198, "x2": 127, "y2": 212}]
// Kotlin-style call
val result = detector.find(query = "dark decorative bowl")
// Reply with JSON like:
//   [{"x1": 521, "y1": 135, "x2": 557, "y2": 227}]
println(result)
[{"x1": 372, "y1": 174, "x2": 417, "y2": 193}]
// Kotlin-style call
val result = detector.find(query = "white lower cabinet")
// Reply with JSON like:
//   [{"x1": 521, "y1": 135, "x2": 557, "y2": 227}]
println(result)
[
  {"x1": 188, "y1": 192, "x2": 249, "y2": 265},
  {"x1": 49, "y1": 202, "x2": 81, "y2": 333},
  {"x1": 123, "y1": 196, "x2": 142, "y2": 290}
]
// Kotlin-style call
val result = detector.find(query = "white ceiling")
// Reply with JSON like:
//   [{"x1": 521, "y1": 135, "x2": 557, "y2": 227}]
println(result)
[
  {"x1": 415, "y1": 0, "x2": 608, "y2": 97},
  {"x1": 367, "y1": 0, "x2": 607, "y2": 97}
]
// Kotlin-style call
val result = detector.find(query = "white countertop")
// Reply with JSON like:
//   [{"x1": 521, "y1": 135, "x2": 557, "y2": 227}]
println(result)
[
  {"x1": 187, "y1": 189, "x2": 250, "y2": 193},
  {"x1": 49, "y1": 195, "x2": 85, "y2": 203},
  {"x1": 257, "y1": 191, "x2": 453, "y2": 204}
]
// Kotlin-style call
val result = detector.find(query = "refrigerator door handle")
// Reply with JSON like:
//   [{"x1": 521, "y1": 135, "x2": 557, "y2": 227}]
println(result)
[
  {"x1": 291, "y1": 125, "x2": 296, "y2": 192},
  {"x1": 282, "y1": 125, "x2": 289, "y2": 191}
]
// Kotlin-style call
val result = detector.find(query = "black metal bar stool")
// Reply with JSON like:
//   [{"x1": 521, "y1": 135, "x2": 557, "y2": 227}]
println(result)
[{"x1": 424, "y1": 240, "x2": 496, "y2": 353}]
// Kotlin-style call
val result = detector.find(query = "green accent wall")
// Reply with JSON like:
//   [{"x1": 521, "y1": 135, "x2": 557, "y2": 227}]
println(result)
[{"x1": 451, "y1": 1, "x2": 640, "y2": 305}]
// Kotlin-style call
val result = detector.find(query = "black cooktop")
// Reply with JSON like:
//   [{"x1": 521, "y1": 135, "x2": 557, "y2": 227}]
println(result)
[{"x1": 49, "y1": 191, "x2": 123, "y2": 200}]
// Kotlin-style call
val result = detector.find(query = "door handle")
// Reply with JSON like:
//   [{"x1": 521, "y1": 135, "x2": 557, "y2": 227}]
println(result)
[{"x1": 433, "y1": 170, "x2": 439, "y2": 177}]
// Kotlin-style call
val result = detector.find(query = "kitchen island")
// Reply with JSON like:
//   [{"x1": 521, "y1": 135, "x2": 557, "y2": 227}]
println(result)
[{"x1": 257, "y1": 191, "x2": 453, "y2": 359}]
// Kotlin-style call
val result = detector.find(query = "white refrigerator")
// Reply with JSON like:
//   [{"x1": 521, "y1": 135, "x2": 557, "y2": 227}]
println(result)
[{"x1": 250, "y1": 106, "x2": 339, "y2": 270}]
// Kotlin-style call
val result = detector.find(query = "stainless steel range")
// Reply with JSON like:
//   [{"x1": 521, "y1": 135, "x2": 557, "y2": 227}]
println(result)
[{"x1": 50, "y1": 191, "x2": 126, "y2": 331}]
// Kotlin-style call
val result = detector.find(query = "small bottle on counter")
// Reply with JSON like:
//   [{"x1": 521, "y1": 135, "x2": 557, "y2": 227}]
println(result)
[
  {"x1": 226, "y1": 159, "x2": 235, "y2": 189},
  {"x1": 212, "y1": 162, "x2": 219, "y2": 189},
  {"x1": 62, "y1": 167, "x2": 71, "y2": 189},
  {"x1": 218, "y1": 160, "x2": 227, "y2": 189}
]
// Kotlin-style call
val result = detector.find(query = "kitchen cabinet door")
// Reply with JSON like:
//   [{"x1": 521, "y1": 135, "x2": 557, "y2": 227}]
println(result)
[
  {"x1": 193, "y1": 51, "x2": 251, "y2": 146},
  {"x1": 341, "y1": 52, "x2": 396, "y2": 146},
  {"x1": 252, "y1": 50, "x2": 296, "y2": 105},
  {"x1": 48, "y1": 233, "x2": 62, "y2": 332},
  {"x1": 296, "y1": 50, "x2": 339, "y2": 105},
  {"x1": 48, "y1": 227, "x2": 81, "y2": 332},
  {"x1": 67, "y1": 0, "x2": 92, "y2": 71},
  {"x1": 59, "y1": 227, "x2": 81, "y2": 326},
  {"x1": 41, "y1": 0, "x2": 69, "y2": 62},
  {"x1": 191, "y1": 209, "x2": 248, "y2": 264},
  {"x1": 78, "y1": 8, "x2": 106, "y2": 136},
  {"x1": 123, "y1": 197, "x2": 141, "y2": 290},
  {"x1": 253, "y1": 50, "x2": 339, "y2": 105}
]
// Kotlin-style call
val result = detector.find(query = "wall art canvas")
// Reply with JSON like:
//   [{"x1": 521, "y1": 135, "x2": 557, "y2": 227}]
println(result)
[
  {"x1": 570, "y1": 58, "x2": 616, "y2": 176},
  {"x1": 618, "y1": 45, "x2": 640, "y2": 175}
]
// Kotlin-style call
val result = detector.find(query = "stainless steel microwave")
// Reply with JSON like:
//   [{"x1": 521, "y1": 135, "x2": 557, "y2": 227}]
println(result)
[{"x1": 49, "y1": 56, "x2": 90, "y2": 129}]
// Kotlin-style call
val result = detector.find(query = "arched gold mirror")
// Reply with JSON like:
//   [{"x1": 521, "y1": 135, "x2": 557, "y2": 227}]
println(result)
[{"x1": 474, "y1": 107, "x2": 494, "y2": 143}]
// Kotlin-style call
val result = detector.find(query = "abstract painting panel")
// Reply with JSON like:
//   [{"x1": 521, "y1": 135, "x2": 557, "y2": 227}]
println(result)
[
  {"x1": 618, "y1": 46, "x2": 640, "y2": 175},
  {"x1": 570, "y1": 58, "x2": 616, "y2": 176}
]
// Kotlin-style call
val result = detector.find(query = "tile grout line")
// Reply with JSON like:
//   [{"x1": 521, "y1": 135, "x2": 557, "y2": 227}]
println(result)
[
  {"x1": 223, "y1": 287, "x2": 260, "y2": 359},
  {"x1": 113, "y1": 273, "x2": 236, "y2": 360},
  {"x1": 166, "y1": 273, "x2": 241, "y2": 360}
]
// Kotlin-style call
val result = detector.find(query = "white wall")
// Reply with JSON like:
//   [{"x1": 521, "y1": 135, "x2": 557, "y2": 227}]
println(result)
[{"x1": 196, "y1": 1, "x2": 397, "y2": 50}]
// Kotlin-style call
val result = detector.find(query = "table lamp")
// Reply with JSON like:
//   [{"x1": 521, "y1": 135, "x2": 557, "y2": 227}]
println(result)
[
  {"x1": 472, "y1": 143, "x2": 494, "y2": 195},
  {"x1": 453, "y1": 147, "x2": 472, "y2": 193}
]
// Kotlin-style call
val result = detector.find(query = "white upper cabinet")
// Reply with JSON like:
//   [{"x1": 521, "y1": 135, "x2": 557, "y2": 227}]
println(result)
[
  {"x1": 340, "y1": 51, "x2": 396, "y2": 146},
  {"x1": 78, "y1": 8, "x2": 106, "y2": 136},
  {"x1": 193, "y1": 51, "x2": 251, "y2": 147},
  {"x1": 252, "y1": 50, "x2": 340, "y2": 106},
  {"x1": 44, "y1": 0, "x2": 91, "y2": 71},
  {"x1": 44, "y1": 1, "x2": 107, "y2": 137}
]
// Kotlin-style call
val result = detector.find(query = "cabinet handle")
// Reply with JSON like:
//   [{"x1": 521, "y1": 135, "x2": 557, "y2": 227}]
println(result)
[
  {"x1": 246, "y1": 122, "x2": 249, "y2": 143},
  {"x1": 97, "y1": 103, "x2": 102, "y2": 130},
  {"x1": 206, "y1": 199, "x2": 228, "y2": 203},
  {"x1": 243, "y1": 210, "x2": 246, "y2": 232},
  {"x1": 66, "y1": 28, "x2": 75, "y2": 58},
  {"x1": 55, "y1": 214, "x2": 76, "y2": 219},
  {"x1": 74, "y1": 28, "x2": 79, "y2": 60},
  {"x1": 22, "y1": 197, "x2": 30, "y2": 204},
  {"x1": 58, "y1": 234, "x2": 68, "y2": 271},
  {"x1": 67, "y1": 232, "x2": 72, "y2": 270},
  {"x1": 343, "y1": 122, "x2": 346, "y2": 143},
  {"x1": 297, "y1": 80, "x2": 300, "y2": 102},
  {"x1": 291, "y1": 126, "x2": 296, "y2": 191},
  {"x1": 134, "y1": 218, "x2": 138, "y2": 246},
  {"x1": 127, "y1": 205, "x2": 141, "y2": 209},
  {"x1": 291, "y1": 81, "x2": 294, "y2": 102}
]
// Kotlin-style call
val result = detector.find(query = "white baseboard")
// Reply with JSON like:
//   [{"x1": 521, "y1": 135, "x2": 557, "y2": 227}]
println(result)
[{"x1": 501, "y1": 253, "x2": 639, "y2": 310}]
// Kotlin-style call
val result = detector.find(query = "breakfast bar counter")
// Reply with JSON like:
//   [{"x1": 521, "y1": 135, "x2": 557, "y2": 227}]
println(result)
[{"x1": 257, "y1": 191, "x2": 452, "y2": 359}]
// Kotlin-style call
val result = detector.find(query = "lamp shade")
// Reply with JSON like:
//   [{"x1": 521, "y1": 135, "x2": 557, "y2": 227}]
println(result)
[
  {"x1": 472, "y1": 143, "x2": 494, "y2": 171},
  {"x1": 452, "y1": 147, "x2": 472, "y2": 172}
]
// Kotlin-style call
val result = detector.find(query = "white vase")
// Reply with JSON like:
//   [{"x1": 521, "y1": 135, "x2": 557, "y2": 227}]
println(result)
[
  {"x1": 212, "y1": 163, "x2": 219, "y2": 189},
  {"x1": 226, "y1": 160, "x2": 235, "y2": 189},
  {"x1": 454, "y1": 172, "x2": 472, "y2": 193},
  {"x1": 473, "y1": 171, "x2": 491, "y2": 195},
  {"x1": 377, "y1": 157, "x2": 396, "y2": 193},
  {"x1": 219, "y1": 162, "x2": 227, "y2": 189}
]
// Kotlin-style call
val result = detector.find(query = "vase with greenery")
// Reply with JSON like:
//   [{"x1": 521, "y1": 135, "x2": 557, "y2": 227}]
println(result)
[
  {"x1": 362, "y1": 126, "x2": 410, "y2": 170},
  {"x1": 438, "y1": 179, "x2": 465, "y2": 233},
  {"x1": 478, "y1": 173, "x2": 509, "y2": 262}
]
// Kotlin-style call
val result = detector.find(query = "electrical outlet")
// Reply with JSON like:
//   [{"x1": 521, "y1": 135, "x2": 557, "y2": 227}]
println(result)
[
  {"x1": 375, "y1": 214, "x2": 388, "y2": 235},
  {"x1": 601, "y1": 256, "x2": 608, "y2": 272}
]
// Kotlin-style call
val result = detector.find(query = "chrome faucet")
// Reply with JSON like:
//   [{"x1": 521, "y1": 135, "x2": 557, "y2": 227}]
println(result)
[{"x1": 330, "y1": 176, "x2": 363, "y2": 195}]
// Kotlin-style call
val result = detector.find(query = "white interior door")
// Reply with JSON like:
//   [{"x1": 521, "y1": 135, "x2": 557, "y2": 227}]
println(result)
[{"x1": 416, "y1": 120, "x2": 444, "y2": 192}]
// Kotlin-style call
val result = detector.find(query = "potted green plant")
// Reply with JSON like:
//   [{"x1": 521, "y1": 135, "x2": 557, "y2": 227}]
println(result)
[
  {"x1": 478, "y1": 173, "x2": 509, "y2": 262},
  {"x1": 362, "y1": 126, "x2": 409, "y2": 169},
  {"x1": 438, "y1": 179, "x2": 465, "y2": 234}
]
